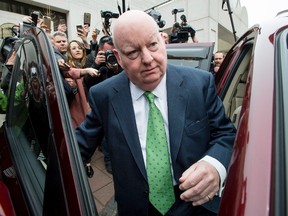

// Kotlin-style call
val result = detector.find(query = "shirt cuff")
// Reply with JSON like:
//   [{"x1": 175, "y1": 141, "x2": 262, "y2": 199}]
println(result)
[{"x1": 200, "y1": 155, "x2": 226, "y2": 197}]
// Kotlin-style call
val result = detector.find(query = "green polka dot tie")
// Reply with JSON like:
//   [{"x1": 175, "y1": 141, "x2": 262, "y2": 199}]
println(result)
[{"x1": 144, "y1": 92, "x2": 175, "y2": 215}]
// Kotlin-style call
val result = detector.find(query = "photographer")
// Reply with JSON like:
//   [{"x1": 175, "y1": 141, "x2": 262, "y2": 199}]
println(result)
[
  {"x1": 180, "y1": 14, "x2": 198, "y2": 43},
  {"x1": 84, "y1": 35, "x2": 122, "y2": 91},
  {"x1": 84, "y1": 35, "x2": 122, "y2": 174},
  {"x1": 169, "y1": 12, "x2": 198, "y2": 43}
]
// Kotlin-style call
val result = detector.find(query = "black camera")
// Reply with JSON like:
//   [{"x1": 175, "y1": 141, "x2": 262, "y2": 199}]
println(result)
[
  {"x1": 101, "y1": 10, "x2": 119, "y2": 19},
  {"x1": 148, "y1": 9, "x2": 166, "y2": 28},
  {"x1": 105, "y1": 50, "x2": 117, "y2": 65},
  {"x1": 101, "y1": 10, "x2": 119, "y2": 30},
  {"x1": 171, "y1": 8, "x2": 184, "y2": 15}
]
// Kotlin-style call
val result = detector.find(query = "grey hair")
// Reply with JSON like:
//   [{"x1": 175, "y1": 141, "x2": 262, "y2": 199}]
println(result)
[{"x1": 52, "y1": 31, "x2": 67, "y2": 38}]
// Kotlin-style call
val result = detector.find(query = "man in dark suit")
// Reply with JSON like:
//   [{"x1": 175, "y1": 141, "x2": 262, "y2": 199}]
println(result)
[{"x1": 76, "y1": 10, "x2": 236, "y2": 216}]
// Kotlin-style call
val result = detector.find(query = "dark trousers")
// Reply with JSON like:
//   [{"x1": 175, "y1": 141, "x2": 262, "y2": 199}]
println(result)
[{"x1": 102, "y1": 137, "x2": 111, "y2": 163}]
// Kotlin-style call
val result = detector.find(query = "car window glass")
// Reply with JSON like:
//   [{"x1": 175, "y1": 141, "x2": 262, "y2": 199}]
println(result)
[
  {"x1": 166, "y1": 44, "x2": 214, "y2": 71},
  {"x1": 3, "y1": 25, "x2": 97, "y2": 215},
  {"x1": 5, "y1": 36, "x2": 47, "y2": 215},
  {"x1": 273, "y1": 27, "x2": 288, "y2": 216}
]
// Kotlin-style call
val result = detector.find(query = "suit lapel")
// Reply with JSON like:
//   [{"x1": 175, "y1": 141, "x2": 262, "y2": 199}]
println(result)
[
  {"x1": 111, "y1": 73, "x2": 147, "y2": 181},
  {"x1": 166, "y1": 67, "x2": 188, "y2": 164}
]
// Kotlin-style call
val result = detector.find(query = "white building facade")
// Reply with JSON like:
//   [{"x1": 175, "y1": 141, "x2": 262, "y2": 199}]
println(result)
[{"x1": 0, "y1": 0, "x2": 248, "y2": 52}]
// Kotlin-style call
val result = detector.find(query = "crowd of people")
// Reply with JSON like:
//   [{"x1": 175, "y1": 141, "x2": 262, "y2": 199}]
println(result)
[
  {"x1": 19, "y1": 12, "x2": 121, "y2": 173},
  {"x1": 54, "y1": 23, "x2": 120, "y2": 174},
  {"x1": 1, "y1": 10, "x2": 234, "y2": 216}
]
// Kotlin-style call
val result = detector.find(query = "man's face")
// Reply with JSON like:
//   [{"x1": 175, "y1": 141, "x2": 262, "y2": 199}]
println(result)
[
  {"x1": 214, "y1": 53, "x2": 224, "y2": 67},
  {"x1": 99, "y1": 43, "x2": 114, "y2": 53},
  {"x1": 53, "y1": 35, "x2": 68, "y2": 54},
  {"x1": 114, "y1": 23, "x2": 167, "y2": 92}
]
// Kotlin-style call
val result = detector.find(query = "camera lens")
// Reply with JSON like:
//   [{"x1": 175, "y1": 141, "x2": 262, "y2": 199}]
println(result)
[{"x1": 105, "y1": 50, "x2": 117, "y2": 65}]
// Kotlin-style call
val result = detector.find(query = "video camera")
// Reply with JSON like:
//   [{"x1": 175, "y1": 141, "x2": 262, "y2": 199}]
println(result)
[
  {"x1": 171, "y1": 8, "x2": 184, "y2": 15},
  {"x1": 101, "y1": 10, "x2": 119, "y2": 28},
  {"x1": 148, "y1": 9, "x2": 166, "y2": 28}
]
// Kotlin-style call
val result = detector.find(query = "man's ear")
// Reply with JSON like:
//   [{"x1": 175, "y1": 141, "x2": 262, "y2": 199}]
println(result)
[{"x1": 113, "y1": 49, "x2": 123, "y2": 68}]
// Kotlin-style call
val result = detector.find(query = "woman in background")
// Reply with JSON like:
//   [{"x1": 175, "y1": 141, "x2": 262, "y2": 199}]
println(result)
[{"x1": 64, "y1": 40, "x2": 99, "y2": 128}]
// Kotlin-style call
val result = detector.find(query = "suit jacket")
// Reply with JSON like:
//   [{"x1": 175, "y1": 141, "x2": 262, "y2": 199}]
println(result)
[{"x1": 76, "y1": 64, "x2": 236, "y2": 216}]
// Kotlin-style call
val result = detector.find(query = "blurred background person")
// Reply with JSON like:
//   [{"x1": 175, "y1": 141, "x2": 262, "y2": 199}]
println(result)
[
  {"x1": 180, "y1": 14, "x2": 198, "y2": 43},
  {"x1": 84, "y1": 27, "x2": 100, "y2": 68},
  {"x1": 90, "y1": 27, "x2": 100, "y2": 52},
  {"x1": 64, "y1": 40, "x2": 98, "y2": 128},
  {"x1": 169, "y1": 15, "x2": 198, "y2": 43},
  {"x1": 52, "y1": 31, "x2": 98, "y2": 125},
  {"x1": 57, "y1": 19, "x2": 67, "y2": 33},
  {"x1": 169, "y1": 22, "x2": 180, "y2": 43},
  {"x1": 53, "y1": 31, "x2": 68, "y2": 61},
  {"x1": 84, "y1": 35, "x2": 122, "y2": 93},
  {"x1": 51, "y1": 31, "x2": 77, "y2": 101},
  {"x1": 211, "y1": 51, "x2": 226, "y2": 76}
]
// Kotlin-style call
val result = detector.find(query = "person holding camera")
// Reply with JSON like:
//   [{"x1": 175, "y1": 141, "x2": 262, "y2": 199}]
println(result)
[
  {"x1": 180, "y1": 15, "x2": 198, "y2": 43},
  {"x1": 84, "y1": 35, "x2": 122, "y2": 92},
  {"x1": 169, "y1": 14, "x2": 198, "y2": 43}
]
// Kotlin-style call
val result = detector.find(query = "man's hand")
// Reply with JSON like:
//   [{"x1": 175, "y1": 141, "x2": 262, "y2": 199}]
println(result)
[
  {"x1": 57, "y1": 59, "x2": 70, "y2": 71},
  {"x1": 95, "y1": 51, "x2": 106, "y2": 65},
  {"x1": 57, "y1": 23, "x2": 67, "y2": 33},
  {"x1": 179, "y1": 160, "x2": 220, "y2": 206},
  {"x1": 77, "y1": 25, "x2": 90, "y2": 49}
]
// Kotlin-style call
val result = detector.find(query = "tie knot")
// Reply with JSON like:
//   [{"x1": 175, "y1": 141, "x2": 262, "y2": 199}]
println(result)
[{"x1": 144, "y1": 91, "x2": 155, "y2": 104}]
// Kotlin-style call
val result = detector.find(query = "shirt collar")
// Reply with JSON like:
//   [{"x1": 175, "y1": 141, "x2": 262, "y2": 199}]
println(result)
[{"x1": 130, "y1": 73, "x2": 167, "y2": 101}]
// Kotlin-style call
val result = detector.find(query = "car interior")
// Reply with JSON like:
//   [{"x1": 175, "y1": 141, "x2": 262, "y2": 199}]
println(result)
[{"x1": 219, "y1": 41, "x2": 253, "y2": 128}]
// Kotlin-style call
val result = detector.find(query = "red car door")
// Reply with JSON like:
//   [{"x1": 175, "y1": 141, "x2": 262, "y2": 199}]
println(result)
[{"x1": 0, "y1": 23, "x2": 97, "y2": 216}]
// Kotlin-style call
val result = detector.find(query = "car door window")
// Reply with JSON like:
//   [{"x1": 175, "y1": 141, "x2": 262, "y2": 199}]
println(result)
[
  {"x1": 5, "y1": 35, "x2": 48, "y2": 215},
  {"x1": 166, "y1": 43, "x2": 215, "y2": 71},
  {"x1": 3, "y1": 24, "x2": 97, "y2": 215},
  {"x1": 272, "y1": 27, "x2": 288, "y2": 216}
]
